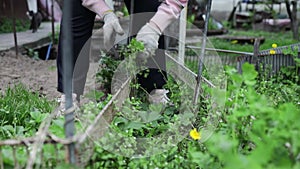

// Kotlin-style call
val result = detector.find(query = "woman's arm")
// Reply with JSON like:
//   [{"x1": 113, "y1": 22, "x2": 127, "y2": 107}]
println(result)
[
  {"x1": 135, "y1": 0, "x2": 188, "y2": 56},
  {"x1": 81, "y1": 0, "x2": 111, "y2": 18},
  {"x1": 150, "y1": 0, "x2": 188, "y2": 32}
]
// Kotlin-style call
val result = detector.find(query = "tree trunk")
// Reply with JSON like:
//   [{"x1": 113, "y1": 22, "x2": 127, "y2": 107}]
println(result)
[
  {"x1": 291, "y1": 0, "x2": 298, "y2": 40},
  {"x1": 285, "y1": 0, "x2": 293, "y2": 24},
  {"x1": 285, "y1": 0, "x2": 299, "y2": 41}
]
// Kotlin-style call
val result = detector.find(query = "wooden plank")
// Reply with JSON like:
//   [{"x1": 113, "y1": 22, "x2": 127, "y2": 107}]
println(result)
[{"x1": 252, "y1": 38, "x2": 260, "y2": 64}]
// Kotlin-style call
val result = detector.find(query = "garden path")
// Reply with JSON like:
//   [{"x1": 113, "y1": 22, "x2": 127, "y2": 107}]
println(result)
[{"x1": 0, "y1": 22, "x2": 59, "y2": 51}]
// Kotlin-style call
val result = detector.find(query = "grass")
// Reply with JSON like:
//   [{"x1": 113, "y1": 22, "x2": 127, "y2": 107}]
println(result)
[
  {"x1": 0, "y1": 17, "x2": 31, "y2": 34},
  {"x1": 208, "y1": 29, "x2": 299, "y2": 53},
  {"x1": 0, "y1": 84, "x2": 55, "y2": 139}
]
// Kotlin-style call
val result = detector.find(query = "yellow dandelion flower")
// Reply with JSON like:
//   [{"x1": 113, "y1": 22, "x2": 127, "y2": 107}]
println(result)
[
  {"x1": 272, "y1": 43, "x2": 277, "y2": 48},
  {"x1": 270, "y1": 49, "x2": 276, "y2": 55},
  {"x1": 190, "y1": 128, "x2": 201, "y2": 140}
]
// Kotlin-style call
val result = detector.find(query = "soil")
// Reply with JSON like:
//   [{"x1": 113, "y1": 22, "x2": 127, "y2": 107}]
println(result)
[{"x1": 0, "y1": 50, "x2": 99, "y2": 102}]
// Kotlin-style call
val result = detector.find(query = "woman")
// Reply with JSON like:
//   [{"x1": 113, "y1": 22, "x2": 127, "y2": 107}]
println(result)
[{"x1": 56, "y1": 0, "x2": 188, "y2": 110}]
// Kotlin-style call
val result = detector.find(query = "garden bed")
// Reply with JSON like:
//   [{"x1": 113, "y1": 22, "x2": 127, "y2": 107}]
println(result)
[{"x1": 0, "y1": 30, "x2": 299, "y2": 168}]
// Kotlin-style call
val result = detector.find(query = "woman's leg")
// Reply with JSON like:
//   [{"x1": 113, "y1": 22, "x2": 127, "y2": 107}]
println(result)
[
  {"x1": 124, "y1": 0, "x2": 168, "y2": 93},
  {"x1": 57, "y1": 0, "x2": 96, "y2": 99}
]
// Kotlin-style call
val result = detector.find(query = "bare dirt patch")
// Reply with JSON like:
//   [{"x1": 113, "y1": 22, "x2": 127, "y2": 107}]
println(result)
[
  {"x1": 0, "y1": 50, "x2": 60, "y2": 100},
  {"x1": 0, "y1": 50, "x2": 100, "y2": 102}
]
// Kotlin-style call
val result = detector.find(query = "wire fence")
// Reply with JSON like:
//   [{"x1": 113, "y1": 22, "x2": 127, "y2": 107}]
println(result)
[
  {"x1": 183, "y1": 43, "x2": 300, "y2": 76},
  {"x1": 237, "y1": 43, "x2": 300, "y2": 76}
]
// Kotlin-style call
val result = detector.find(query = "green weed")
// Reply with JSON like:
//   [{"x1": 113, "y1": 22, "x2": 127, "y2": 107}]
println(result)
[{"x1": 0, "y1": 84, "x2": 55, "y2": 139}]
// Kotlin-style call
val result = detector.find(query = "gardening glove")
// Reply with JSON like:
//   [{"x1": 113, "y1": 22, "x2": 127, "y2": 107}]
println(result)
[
  {"x1": 103, "y1": 11, "x2": 124, "y2": 51},
  {"x1": 136, "y1": 22, "x2": 162, "y2": 60}
]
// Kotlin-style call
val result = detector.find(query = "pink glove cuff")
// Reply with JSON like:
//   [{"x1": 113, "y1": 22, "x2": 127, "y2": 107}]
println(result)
[
  {"x1": 150, "y1": 12, "x2": 176, "y2": 33},
  {"x1": 81, "y1": 0, "x2": 111, "y2": 18},
  {"x1": 150, "y1": 0, "x2": 187, "y2": 32}
]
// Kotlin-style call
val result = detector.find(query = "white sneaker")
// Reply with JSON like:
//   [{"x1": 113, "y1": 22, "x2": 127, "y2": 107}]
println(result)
[
  {"x1": 56, "y1": 93, "x2": 79, "y2": 118},
  {"x1": 148, "y1": 89, "x2": 171, "y2": 105}
]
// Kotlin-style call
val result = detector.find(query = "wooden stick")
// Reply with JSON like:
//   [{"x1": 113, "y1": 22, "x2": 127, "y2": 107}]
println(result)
[
  {"x1": 0, "y1": 147, "x2": 4, "y2": 169},
  {"x1": 26, "y1": 110, "x2": 65, "y2": 169},
  {"x1": 12, "y1": 146, "x2": 19, "y2": 169},
  {"x1": 10, "y1": 0, "x2": 18, "y2": 57},
  {"x1": 252, "y1": 38, "x2": 260, "y2": 64},
  {"x1": 0, "y1": 134, "x2": 75, "y2": 147}
]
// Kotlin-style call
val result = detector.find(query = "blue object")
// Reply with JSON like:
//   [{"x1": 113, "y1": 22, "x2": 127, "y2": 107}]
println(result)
[{"x1": 45, "y1": 43, "x2": 52, "y2": 60}]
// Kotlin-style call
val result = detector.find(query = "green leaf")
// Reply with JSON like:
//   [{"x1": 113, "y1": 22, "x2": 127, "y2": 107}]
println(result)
[
  {"x1": 30, "y1": 111, "x2": 47, "y2": 123},
  {"x1": 2, "y1": 125, "x2": 14, "y2": 133},
  {"x1": 125, "y1": 121, "x2": 145, "y2": 130},
  {"x1": 49, "y1": 118, "x2": 65, "y2": 137},
  {"x1": 16, "y1": 126, "x2": 25, "y2": 136},
  {"x1": 248, "y1": 140, "x2": 274, "y2": 167},
  {"x1": 85, "y1": 90, "x2": 105, "y2": 100},
  {"x1": 278, "y1": 103, "x2": 299, "y2": 125},
  {"x1": 231, "y1": 73, "x2": 243, "y2": 85},
  {"x1": 149, "y1": 104, "x2": 164, "y2": 113},
  {"x1": 54, "y1": 163, "x2": 80, "y2": 169},
  {"x1": 242, "y1": 63, "x2": 258, "y2": 83},
  {"x1": 138, "y1": 108, "x2": 162, "y2": 123},
  {"x1": 113, "y1": 117, "x2": 128, "y2": 126},
  {"x1": 122, "y1": 106, "x2": 133, "y2": 116},
  {"x1": 212, "y1": 89, "x2": 226, "y2": 106}
]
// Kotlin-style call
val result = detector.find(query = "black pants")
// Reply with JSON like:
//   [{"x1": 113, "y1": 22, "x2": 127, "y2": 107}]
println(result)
[
  {"x1": 57, "y1": 0, "x2": 95, "y2": 97},
  {"x1": 57, "y1": 0, "x2": 167, "y2": 97},
  {"x1": 124, "y1": 0, "x2": 167, "y2": 93}
]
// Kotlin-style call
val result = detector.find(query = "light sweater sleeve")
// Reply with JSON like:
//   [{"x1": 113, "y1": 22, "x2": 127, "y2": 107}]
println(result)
[
  {"x1": 150, "y1": 0, "x2": 188, "y2": 32},
  {"x1": 81, "y1": 0, "x2": 111, "y2": 18}
]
